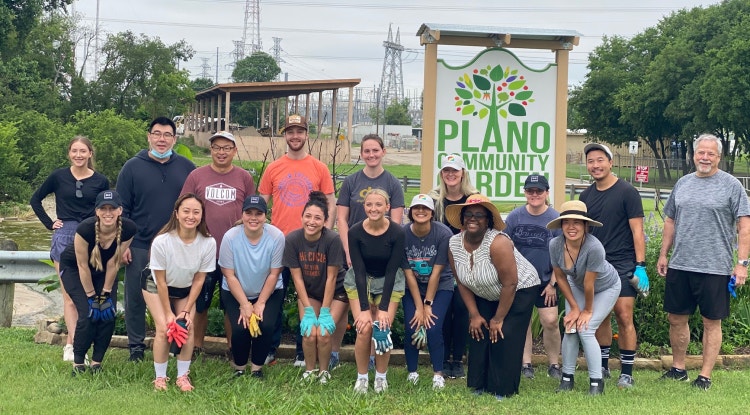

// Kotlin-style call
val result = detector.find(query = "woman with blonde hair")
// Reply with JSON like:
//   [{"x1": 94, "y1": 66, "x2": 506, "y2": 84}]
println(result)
[
  {"x1": 59, "y1": 190, "x2": 136, "y2": 375},
  {"x1": 31, "y1": 136, "x2": 110, "y2": 361},
  {"x1": 143, "y1": 193, "x2": 216, "y2": 392}
]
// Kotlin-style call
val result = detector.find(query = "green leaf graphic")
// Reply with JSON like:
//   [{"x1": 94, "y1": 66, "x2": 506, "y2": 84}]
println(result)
[
  {"x1": 498, "y1": 92, "x2": 510, "y2": 102},
  {"x1": 473, "y1": 89, "x2": 481, "y2": 99},
  {"x1": 508, "y1": 103, "x2": 526, "y2": 116},
  {"x1": 515, "y1": 91, "x2": 533, "y2": 100},
  {"x1": 462, "y1": 105, "x2": 476, "y2": 115},
  {"x1": 473, "y1": 74, "x2": 491, "y2": 91},
  {"x1": 489, "y1": 65, "x2": 504, "y2": 82},
  {"x1": 455, "y1": 88, "x2": 473, "y2": 99},
  {"x1": 508, "y1": 79, "x2": 526, "y2": 90},
  {"x1": 499, "y1": 109, "x2": 508, "y2": 119},
  {"x1": 478, "y1": 108, "x2": 489, "y2": 119}
]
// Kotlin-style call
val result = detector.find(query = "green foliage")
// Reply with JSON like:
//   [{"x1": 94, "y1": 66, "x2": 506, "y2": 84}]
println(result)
[
  {"x1": 0, "y1": 122, "x2": 30, "y2": 202},
  {"x1": 190, "y1": 77, "x2": 215, "y2": 92},
  {"x1": 368, "y1": 98, "x2": 413, "y2": 125},
  {"x1": 232, "y1": 52, "x2": 280, "y2": 83}
]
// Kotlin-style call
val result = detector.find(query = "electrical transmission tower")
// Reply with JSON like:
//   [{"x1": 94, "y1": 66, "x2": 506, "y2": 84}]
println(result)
[
  {"x1": 271, "y1": 37, "x2": 284, "y2": 80},
  {"x1": 242, "y1": 0, "x2": 262, "y2": 55},
  {"x1": 200, "y1": 58, "x2": 211, "y2": 79},
  {"x1": 379, "y1": 24, "x2": 404, "y2": 106}
]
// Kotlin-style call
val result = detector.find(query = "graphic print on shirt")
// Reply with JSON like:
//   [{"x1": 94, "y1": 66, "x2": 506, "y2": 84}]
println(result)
[
  {"x1": 298, "y1": 250, "x2": 327, "y2": 279},
  {"x1": 405, "y1": 243, "x2": 437, "y2": 284},
  {"x1": 204, "y1": 182, "x2": 238, "y2": 206},
  {"x1": 356, "y1": 186, "x2": 376, "y2": 205},
  {"x1": 509, "y1": 223, "x2": 550, "y2": 248},
  {"x1": 279, "y1": 172, "x2": 313, "y2": 207}
]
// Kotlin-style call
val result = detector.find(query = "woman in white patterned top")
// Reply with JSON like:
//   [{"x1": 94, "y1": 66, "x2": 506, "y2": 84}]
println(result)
[{"x1": 446, "y1": 194, "x2": 540, "y2": 400}]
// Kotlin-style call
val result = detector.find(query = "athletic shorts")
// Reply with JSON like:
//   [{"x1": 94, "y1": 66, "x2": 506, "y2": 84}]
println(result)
[
  {"x1": 343, "y1": 267, "x2": 405, "y2": 305},
  {"x1": 50, "y1": 221, "x2": 78, "y2": 262},
  {"x1": 534, "y1": 279, "x2": 559, "y2": 309},
  {"x1": 142, "y1": 274, "x2": 191, "y2": 299},
  {"x1": 196, "y1": 263, "x2": 223, "y2": 313},
  {"x1": 663, "y1": 268, "x2": 730, "y2": 320}
]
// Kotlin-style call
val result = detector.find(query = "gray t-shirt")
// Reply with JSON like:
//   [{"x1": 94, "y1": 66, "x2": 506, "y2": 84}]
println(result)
[
  {"x1": 336, "y1": 169, "x2": 405, "y2": 225},
  {"x1": 402, "y1": 221, "x2": 454, "y2": 296},
  {"x1": 664, "y1": 170, "x2": 750, "y2": 275},
  {"x1": 504, "y1": 205, "x2": 561, "y2": 282},
  {"x1": 549, "y1": 234, "x2": 619, "y2": 292}
]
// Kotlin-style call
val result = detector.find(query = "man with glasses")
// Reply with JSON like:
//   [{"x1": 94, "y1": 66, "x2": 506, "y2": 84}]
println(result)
[
  {"x1": 579, "y1": 143, "x2": 647, "y2": 389},
  {"x1": 117, "y1": 116, "x2": 195, "y2": 361},
  {"x1": 181, "y1": 131, "x2": 256, "y2": 359}
]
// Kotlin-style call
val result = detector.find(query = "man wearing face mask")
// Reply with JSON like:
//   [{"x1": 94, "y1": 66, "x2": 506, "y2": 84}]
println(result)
[{"x1": 116, "y1": 116, "x2": 196, "y2": 361}]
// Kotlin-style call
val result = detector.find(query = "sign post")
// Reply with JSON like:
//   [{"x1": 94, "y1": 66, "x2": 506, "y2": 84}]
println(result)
[
  {"x1": 628, "y1": 140, "x2": 639, "y2": 184},
  {"x1": 635, "y1": 165, "x2": 649, "y2": 189}
]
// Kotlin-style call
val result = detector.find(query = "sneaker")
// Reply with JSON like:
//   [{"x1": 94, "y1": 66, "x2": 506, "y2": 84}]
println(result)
[
  {"x1": 368, "y1": 355, "x2": 375, "y2": 371},
  {"x1": 250, "y1": 370, "x2": 263, "y2": 379},
  {"x1": 407, "y1": 372, "x2": 420, "y2": 385},
  {"x1": 589, "y1": 378, "x2": 604, "y2": 396},
  {"x1": 63, "y1": 344, "x2": 74, "y2": 361},
  {"x1": 234, "y1": 369, "x2": 245, "y2": 378},
  {"x1": 301, "y1": 370, "x2": 318, "y2": 382},
  {"x1": 353, "y1": 378, "x2": 369, "y2": 394},
  {"x1": 617, "y1": 373, "x2": 634, "y2": 389},
  {"x1": 293, "y1": 354, "x2": 306, "y2": 367},
  {"x1": 556, "y1": 374, "x2": 575, "y2": 392},
  {"x1": 601, "y1": 367, "x2": 611, "y2": 379},
  {"x1": 176, "y1": 372, "x2": 194, "y2": 392},
  {"x1": 451, "y1": 361, "x2": 466, "y2": 378},
  {"x1": 374, "y1": 377, "x2": 388, "y2": 393},
  {"x1": 432, "y1": 375, "x2": 445, "y2": 390},
  {"x1": 521, "y1": 363, "x2": 535, "y2": 379},
  {"x1": 442, "y1": 361, "x2": 454, "y2": 379},
  {"x1": 129, "y1": 348, "x2": 145, "y2": 362},
  {"x1": 547, "y1": 364, "x2": 562, "y2": 380},
  {"x1": 264, "y1": 352, "x2": 277, "y2": 366},
  {"x1": 71, "y1": 365, "x2": 86, "y2": 377},
  {"x1": 660, "y1": 367, "x2": 689, "y2": 382},
  {"x1": 318, "y1": 370, "x2": 331, "y2": 385},
  {"x1": 90, "y1": 364, "x2": 102, "y2": 374},
  {"x1": 628, "y1": 275, "x2": 649, "y2": 297},
  {"x1": 692, "y1": 375, "x2": 711, "y2": 390},
  {"x1": 328, "y1": 354, "x2": 340, "y2": 371},
  {"x1": 153, "y1": 376, "x2": 169, "y2": 391}
]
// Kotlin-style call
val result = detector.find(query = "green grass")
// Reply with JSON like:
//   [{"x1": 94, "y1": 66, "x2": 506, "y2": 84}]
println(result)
[{"x1": 2, "y1": 328, "x2": 750, "y2": 414}]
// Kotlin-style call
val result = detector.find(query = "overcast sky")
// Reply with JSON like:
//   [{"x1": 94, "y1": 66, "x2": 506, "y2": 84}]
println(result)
[{"x1": 71, "y1": 0, "x2": 719, "y2": 96}]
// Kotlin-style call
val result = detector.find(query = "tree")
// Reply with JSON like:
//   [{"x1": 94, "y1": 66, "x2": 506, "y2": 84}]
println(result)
[
  {"x1": 232, "y1": 52, "x2": 280, "y2": 83},
  {"x1": 384, "y1": 98, "x2": 412, "y2": 125},
  {"x1": 191, "y1": 77, "x2": 215, "y2": 92},
  {"x1": 0, "y1": 122, "x2": 30, "y2": 202},
  {"x1": 0, "y1": 0, "x2": 72, "y2": 60}
]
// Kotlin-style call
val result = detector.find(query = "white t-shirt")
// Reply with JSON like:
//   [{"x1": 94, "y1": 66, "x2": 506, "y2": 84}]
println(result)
[{"x1": 150, "y1": 231, "x2": 217, "y2": 288}]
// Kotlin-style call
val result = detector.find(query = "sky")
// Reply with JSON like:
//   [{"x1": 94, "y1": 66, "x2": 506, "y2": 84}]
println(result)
[{"x1": 70, "y1": 0, "x2": 720, "y2": 96}]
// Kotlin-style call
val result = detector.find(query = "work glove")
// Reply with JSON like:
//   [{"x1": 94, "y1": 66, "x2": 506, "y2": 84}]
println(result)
[
  {"x1": 629, "y1": 265, "x2": 650, "y2": 297},
  {"x1": 97, "y1": 292, "x2": 116, "y2": 322},
  {"x1": 318, "y1": 307, "x2": 336, "y2": 337},
  {"x1": 248, "y1": 313, "x2": 262, "y2": 338},
  {"x1": 729, "y1": 275, "x2": 738, "y2": 298},
  {"x1": 411, "y1": 325, "x2": 427, "y2": 350},
  {"x1": 87, "y1": 296, "x2": 101, "y2": 322},
  {"x1": 300, "y1": 306, "x2": 318, "y2": 337},
  {"x1": 372, "y1": 321, "x2": 393, "y2": 355},
  {"x1": 166, "y1": 319, "x2": 189, "y2": 348}
]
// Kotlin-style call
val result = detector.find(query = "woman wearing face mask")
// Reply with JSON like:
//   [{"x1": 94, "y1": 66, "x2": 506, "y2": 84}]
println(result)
[{"x1": 30, "y1": 136, "x2": 110, "y2": 362}]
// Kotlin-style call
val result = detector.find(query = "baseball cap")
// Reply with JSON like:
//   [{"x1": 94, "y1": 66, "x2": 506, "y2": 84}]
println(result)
[
  {"x1": 242, "y1": 195, "x2": 267, "y2": 213},
  {"x1": 441, "y1": 153, "x2": 466, "y2": 171},
  {"x1": 282, "y1": 114, "x2": 308, "y2": 132},
  {"x1": 409, "y1": 194, "x2": 435, "y2": 211},
  {"x1": 524, "y1": 174, "x2": 549, "y2": 190},
  {"x1": 209, "y1": 131, "x2": 236, "y2": 144},
  {"x1": 95, "y1": 190, "x2": 122, "y2": 209},
  {"x1": 583, "y1": 143, "x2": 613, "y2": 160}
]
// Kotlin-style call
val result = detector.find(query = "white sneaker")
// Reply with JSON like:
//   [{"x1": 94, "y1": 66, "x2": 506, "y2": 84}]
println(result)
[
  {"x1": 63, "y1": 344, "x2": 74, "y2": 361},
  {"x1": 301, "y1": 370, "x2": 318, "y2": 382},
  {"x1": 432, "y1": 375, "x2": 445, "y2": 390},
  {"x1": 293, "y1": 355, "x2": 306, "y2": 367},
  {"x1": 353, "y1": 378, "x2": 368, "y2": 394},
  {"x1": 318, "y1": 370, "x2": 331, "y2": 384},
  {"x1": 374, "y1": 377, "x2": 388, "y2": 393},
  {"x1": 407, "y1": 372, "x2": 419, "y2": 385}
]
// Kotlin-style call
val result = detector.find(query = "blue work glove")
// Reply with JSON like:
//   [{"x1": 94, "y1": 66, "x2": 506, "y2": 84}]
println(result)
[
  {"x1": 372, "y1": 321, "x2": 393, "y2": 355},
  {"x1": 729, "y1": 275, "x2": 737, "y2": 298},
  {"x1": 299, "y1": 306, "x2": 318, "y2": 337},
  {"x1": 87, "y1": 296, "x2": 100, "y2": 322},
  {"x1": 411, "y1": 325, "x2": 427, "y2": 350},
  {"x1": 318, "y1": 307, "x2": 336, "y2": 337},
  {"x1": 97, "y1": 292, "x2": 116, "y2": 322},
  {"x1": 630, "y1": 265, "x2": 650, "y2": 296}
]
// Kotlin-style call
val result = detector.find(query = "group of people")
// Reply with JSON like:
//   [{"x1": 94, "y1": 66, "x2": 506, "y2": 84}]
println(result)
[{"x1": 32, "y1": 114, "x2": 747, "y2": 397}]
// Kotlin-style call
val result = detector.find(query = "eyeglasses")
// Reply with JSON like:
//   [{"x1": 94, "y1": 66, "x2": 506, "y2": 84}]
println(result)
[
  {"x1": 149, "y1": 131, "x2": 175, "y2": 139},
  {"x1": 75, "y1": 180, "x2": 83, "y2": 198},
  {"x1": 524, "y1": 188, "x2": 546, "y2": 195},
  {"x1": 210, "y1": 144, "x2": 235, "y2": 152},
  {"x1": 462, "y1": 211, "x2": 488, "y2": 220}
]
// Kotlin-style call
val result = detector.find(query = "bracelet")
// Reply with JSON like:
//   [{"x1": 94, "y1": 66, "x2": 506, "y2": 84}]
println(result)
[{"x1": 635, "y1": 261, "x2": 646, "y2": 267}]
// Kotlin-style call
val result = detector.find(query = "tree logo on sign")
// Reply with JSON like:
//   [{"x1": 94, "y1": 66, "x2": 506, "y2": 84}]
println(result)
[{"x1": 453, "y1": 65, "x2": 534, "y2": 138}]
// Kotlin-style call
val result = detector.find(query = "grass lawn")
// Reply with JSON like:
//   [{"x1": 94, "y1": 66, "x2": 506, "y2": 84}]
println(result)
[{"x1": 2, "y1": 328, "x2": 749, "y2": 414}]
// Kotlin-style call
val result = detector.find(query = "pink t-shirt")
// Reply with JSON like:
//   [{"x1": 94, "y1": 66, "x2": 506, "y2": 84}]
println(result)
[
  {"x1": 181, "y1": 165, "x2": 256, "y2": 256},
  {"x1": 258, "y1": 154, "x2": 334, "y2": 235}
]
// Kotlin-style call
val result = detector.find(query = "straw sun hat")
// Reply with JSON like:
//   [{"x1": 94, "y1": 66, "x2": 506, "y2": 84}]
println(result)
[
  {"x1": 445, "y1": 194, "x2": 505, "y2": 231},
  {"x1": 546, "y1": 200, "x2": 603, "y2": 229}
]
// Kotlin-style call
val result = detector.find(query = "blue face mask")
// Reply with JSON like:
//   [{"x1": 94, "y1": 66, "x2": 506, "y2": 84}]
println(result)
[{"x1": 150, "y1": 148, "x2": 173, "y2": 159}]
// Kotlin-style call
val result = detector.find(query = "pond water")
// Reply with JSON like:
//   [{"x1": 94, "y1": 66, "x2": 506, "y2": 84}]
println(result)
[{"x1": 0, "y1": 220, "x2": 51, "y2": 251}]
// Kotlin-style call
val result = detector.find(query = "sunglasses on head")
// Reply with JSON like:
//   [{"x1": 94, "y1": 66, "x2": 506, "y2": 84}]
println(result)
[{"x1": 75, "y1": 180, "x2": 83, "y2": 198}]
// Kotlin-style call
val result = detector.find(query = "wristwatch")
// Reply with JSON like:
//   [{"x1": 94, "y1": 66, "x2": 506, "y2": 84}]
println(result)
[
  {"x1": 423, "y1": 299, "x2": 433, "y2": 306},
  {"x1": 738, "y1": 259, "x2": 750, "y2": 267},
  {"x1": 635, "y1": 261, "x2": 646, "y2": 267}
]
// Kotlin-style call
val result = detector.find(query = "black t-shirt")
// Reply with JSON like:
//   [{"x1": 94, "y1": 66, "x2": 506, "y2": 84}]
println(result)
[
  {"x1": 60, "y1": 216, "x2": 137, "y2": 279},
  {"x1": 579, "y1": 178, "x2": 644, "y2": 275},
  {"x1": 441, "y1": 195, "x2": 469, "y2": 235}
]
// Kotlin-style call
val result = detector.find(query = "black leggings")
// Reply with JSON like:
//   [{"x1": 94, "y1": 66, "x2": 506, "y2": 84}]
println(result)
[
  {"x1": 222, "y1": 289, "x2": 283, "y2": 367},
  {"x1": 443, "y1": 289, "x2": 469, "y2": 362},
  {"x1": 60, "y1": 267, "x2": 118, "y2": 365}
]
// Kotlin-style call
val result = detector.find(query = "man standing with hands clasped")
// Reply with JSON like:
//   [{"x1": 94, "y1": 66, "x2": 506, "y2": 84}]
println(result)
[
  {"x1": 579, "y1": 143, "x2": 648, "y2": 389},
  {"x1": 658, "y1": 133, "x2": 750, "y2": 390}
]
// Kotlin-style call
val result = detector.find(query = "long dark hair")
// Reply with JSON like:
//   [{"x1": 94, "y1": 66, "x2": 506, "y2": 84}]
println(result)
[
  {"x1": 303, "y1": 190, "x2": 329, "y2": 235},
  {"x1": 157, "y1": 193, "x2": 211, "y2": 237}
]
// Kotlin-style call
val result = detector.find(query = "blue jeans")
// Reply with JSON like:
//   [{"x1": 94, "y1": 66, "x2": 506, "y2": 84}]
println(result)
[{"x1": 403, "y1": 289, "x2": 452, "y2": 373}]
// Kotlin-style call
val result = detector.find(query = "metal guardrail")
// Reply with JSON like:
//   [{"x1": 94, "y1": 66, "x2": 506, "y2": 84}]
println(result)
[
  {"x1": 334, "y1": 175, "x2": 421, "y2": 192},
  {"x1": 567, "y1": 184, "x2": 672, "y2": 202},
  {"x1": 0, "y1": 251, "x2": 53, "y2": 283}
]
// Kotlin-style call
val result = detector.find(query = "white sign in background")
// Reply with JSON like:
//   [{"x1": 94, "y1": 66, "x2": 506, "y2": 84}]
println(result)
[{"x1": 434, "y1": 48, "x2": 558, "y2": 202}]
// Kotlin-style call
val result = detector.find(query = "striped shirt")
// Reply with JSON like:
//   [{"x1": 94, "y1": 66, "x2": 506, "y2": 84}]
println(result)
[{"x1": 449, "y1": 229, "x2": 540, "y2": 301}]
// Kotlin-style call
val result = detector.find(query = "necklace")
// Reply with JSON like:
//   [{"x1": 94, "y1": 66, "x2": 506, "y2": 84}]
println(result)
[{"x1": 564, "y1": 234, "x2": 585, "y2": 275}]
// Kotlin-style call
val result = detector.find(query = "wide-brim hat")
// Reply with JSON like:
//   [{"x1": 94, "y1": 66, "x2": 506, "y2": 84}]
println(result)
[
  {"x1": 445, "y1": 193, "x2": 505, "y2": 231},
  {"x1": 546, "y1": 200, "x2": 603, "y2": 229}
]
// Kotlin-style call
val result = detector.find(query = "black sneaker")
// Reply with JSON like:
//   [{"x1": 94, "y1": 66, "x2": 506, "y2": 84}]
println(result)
[
  {"x1": 250, "y1": 370, "x2": 263, "y2": 379},
  {"x1": 442, "y1": 361, "x2": 454, "y2": 379},
  {"x1": 691, "y1": 375, "x2": 711, "y2": 390},
  {"x1": 547, "y1": 364, "x2": 563, "y2": 380},
  {"x1": 129, "y1": 347, "x2": 145, "y2": 362},
  {"x1": 556, "y1": 374, "x2": 575, "y2": 392},
  {"x1": 451, "y1": 361, "x2": 466, "y2": 378},
  {"x1": 601, "y1": 367, "x2": 611, "y2": 379},
  {"x1": 234, "y1": 369, "x2": 245, "y2": 378},
  {"x1": 521, "y1": 363, "x2": 535, "y2": 379},
  {"x1": 90, "y1": 364, "x2": 102, "y2": 374},
  {"x1": 589, "y1": 378, "x2": 605, "y2": 396},
  {"x1": 660, "y1": 367, "x2": 689, "y2": 381},
  {"x1": 71, "y1": 365, "x2": 86, "y2": 377}
]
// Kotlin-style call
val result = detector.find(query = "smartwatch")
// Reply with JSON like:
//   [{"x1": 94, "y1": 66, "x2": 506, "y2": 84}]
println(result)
[
  {"x1": 635, "y1": 261, "x2": 646, "y2": 267},
  {"x1": 423, "y1": 299, "x2": 433, "y2": 306},
  {"x1": 738, "y1": 259, "x2": 750, "y2": 267}
]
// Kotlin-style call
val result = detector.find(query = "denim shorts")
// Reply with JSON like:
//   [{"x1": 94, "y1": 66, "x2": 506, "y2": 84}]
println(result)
[{"x1": 50, "y1": 221, "x2": 78, "y2": 262}]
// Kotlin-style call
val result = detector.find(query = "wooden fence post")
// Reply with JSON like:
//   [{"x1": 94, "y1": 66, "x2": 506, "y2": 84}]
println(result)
[{"x1": 0, "y1": 239, "x2": 19, "y2": 327}]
